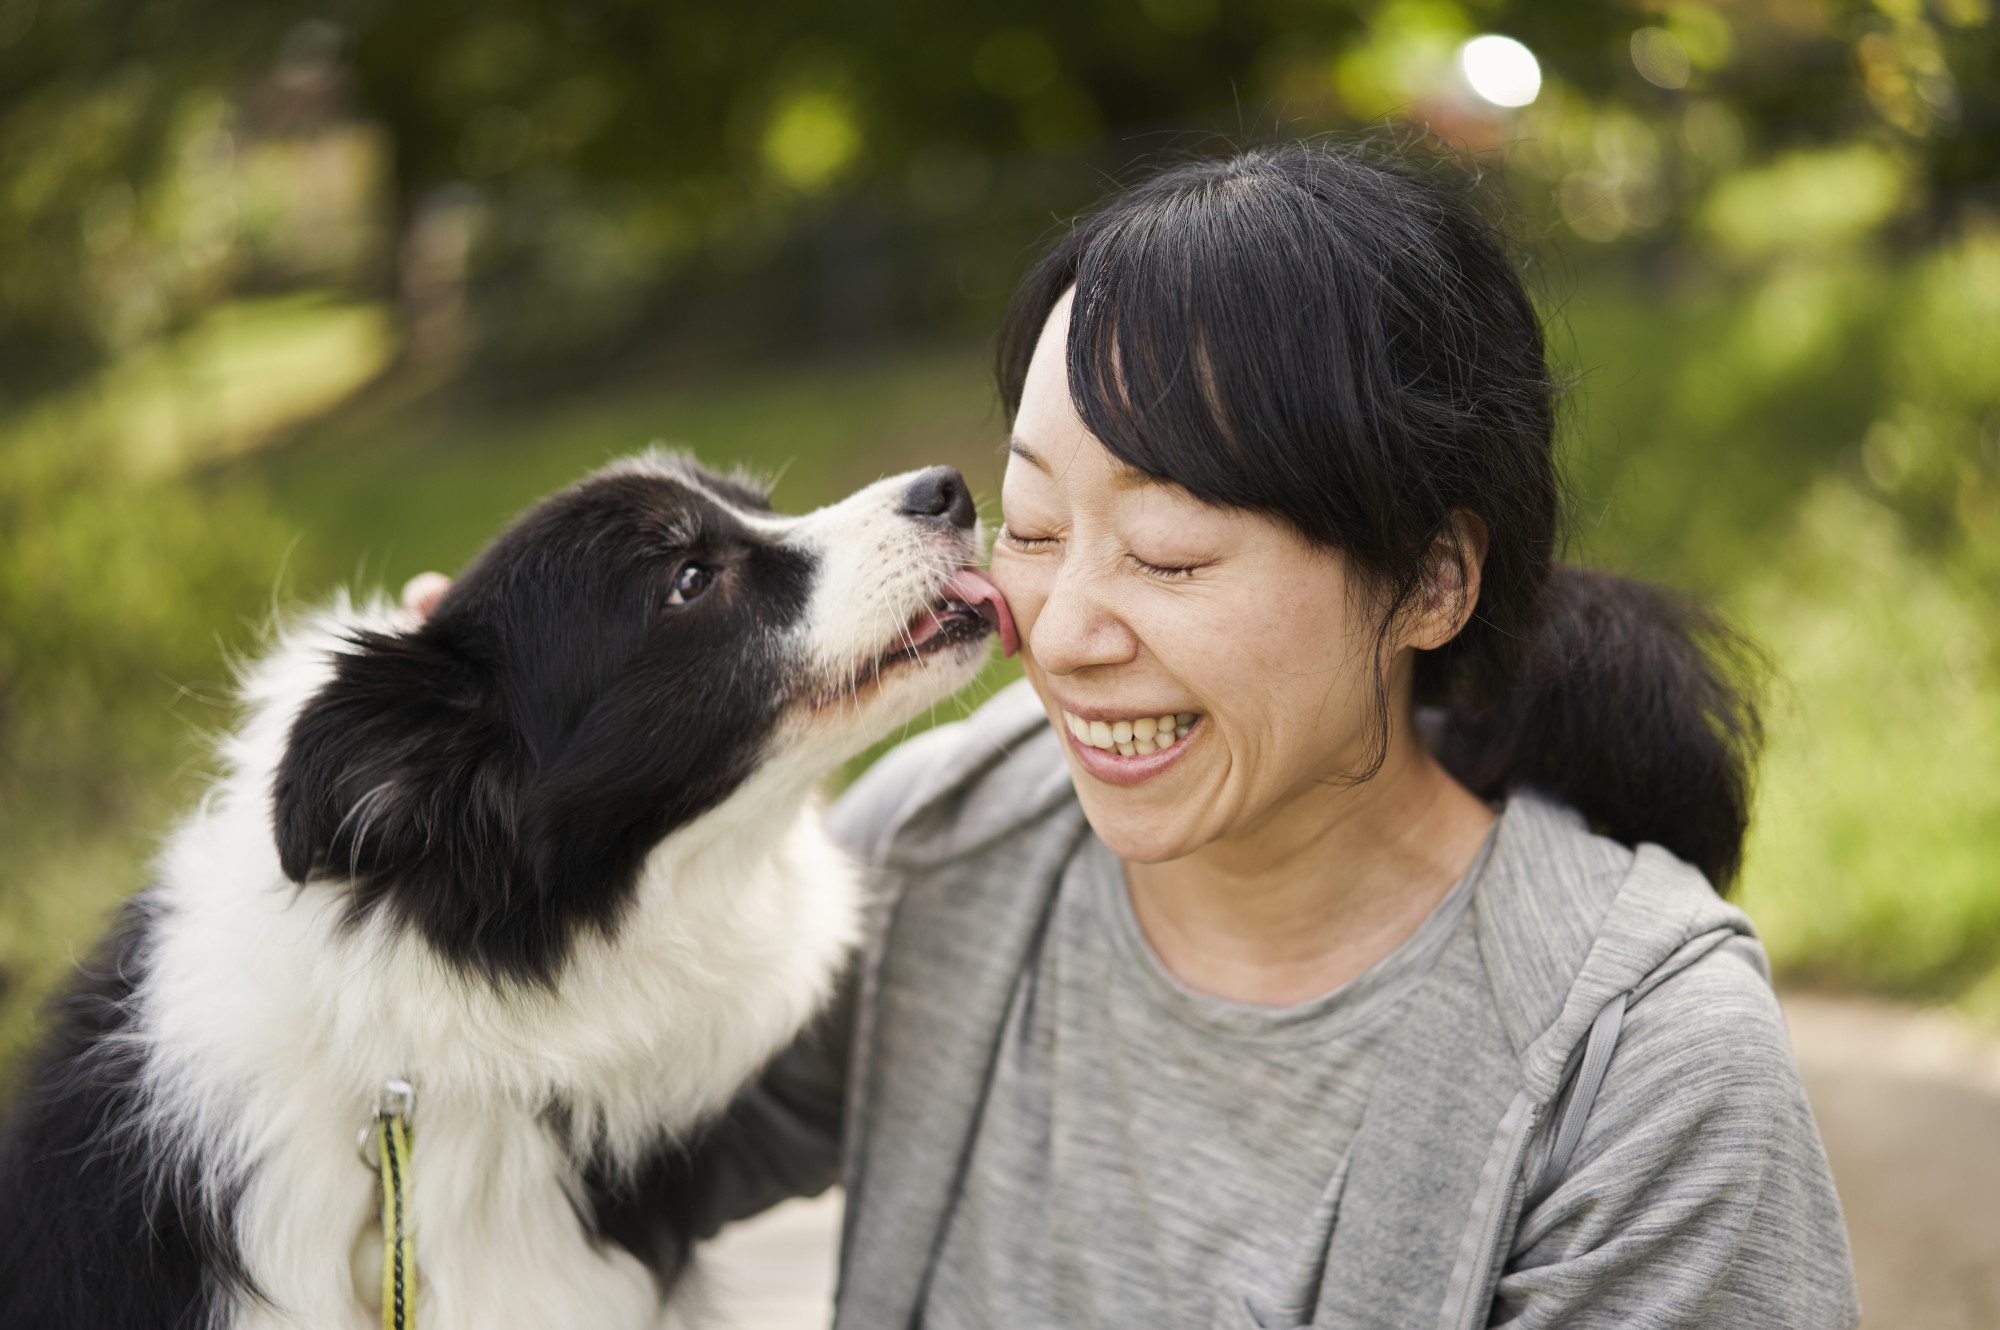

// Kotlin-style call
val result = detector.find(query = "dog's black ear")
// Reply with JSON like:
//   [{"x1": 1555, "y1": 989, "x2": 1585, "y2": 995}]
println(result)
[{"x1": 272, "y1": 629, "x2": 512, "y2": 894}]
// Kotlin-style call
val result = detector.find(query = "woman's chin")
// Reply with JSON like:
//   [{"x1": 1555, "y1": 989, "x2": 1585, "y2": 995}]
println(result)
[{"x1": 1074, "y1": 798, "x2": 1206, "y2": 865}]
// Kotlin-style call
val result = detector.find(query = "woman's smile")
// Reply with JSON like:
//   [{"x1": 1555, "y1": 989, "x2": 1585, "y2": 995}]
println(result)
[{"x1": 1056, "y1": 708, "x2": 1202, "y2": 785}]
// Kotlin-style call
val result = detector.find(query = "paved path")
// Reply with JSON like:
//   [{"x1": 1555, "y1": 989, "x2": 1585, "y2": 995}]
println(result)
[
  {"x1": 1786, "y1": 993, "x2": 2000, "y2": 1329},
  {"x1": 703, "y1": 994, "x2": 2000, "y2": 1329},
  {"x1": 702, "y1": 1192, "x2": 842, "y2": 1330}
]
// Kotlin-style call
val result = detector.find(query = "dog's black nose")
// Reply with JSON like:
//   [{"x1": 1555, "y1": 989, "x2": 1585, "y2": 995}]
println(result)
[{"x1": 900, "y1": 466, "x2": 976, "y2": 531}]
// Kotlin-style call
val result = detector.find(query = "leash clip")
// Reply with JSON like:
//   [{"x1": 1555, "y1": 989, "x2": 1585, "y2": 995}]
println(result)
[{"x1": 356, "y1": 1078, "x2": 417, "y2": 1173}]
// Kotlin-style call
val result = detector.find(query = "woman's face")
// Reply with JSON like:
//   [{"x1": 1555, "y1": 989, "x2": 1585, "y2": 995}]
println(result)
[{"x1": 991, "y1": 291, "x2": 1413, "y2": 865}]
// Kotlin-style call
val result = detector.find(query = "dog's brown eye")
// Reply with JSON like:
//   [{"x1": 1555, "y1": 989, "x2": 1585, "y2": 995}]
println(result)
[{"x1": 666, "y1": 564, "x2": 714, "y2": 606}]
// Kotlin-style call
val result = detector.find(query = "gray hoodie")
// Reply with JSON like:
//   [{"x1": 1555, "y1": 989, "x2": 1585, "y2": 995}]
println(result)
[{"x1": 663, "y1": 681, "x2": 1859, "y2": 1329}]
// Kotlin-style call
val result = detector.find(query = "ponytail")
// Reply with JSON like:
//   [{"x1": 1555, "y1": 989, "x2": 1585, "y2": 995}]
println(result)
[{"x1": 1429, "y1": 565, "x2": 1765, "y2": 891}]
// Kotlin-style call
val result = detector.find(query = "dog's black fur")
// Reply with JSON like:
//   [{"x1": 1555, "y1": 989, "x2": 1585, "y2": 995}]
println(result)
[
  {"x1": 0, "y1": 902, "x2": 249, "y2": 1328},
  {"x1": 274, "y1": 466, "x2": 816, "y2": 983}
]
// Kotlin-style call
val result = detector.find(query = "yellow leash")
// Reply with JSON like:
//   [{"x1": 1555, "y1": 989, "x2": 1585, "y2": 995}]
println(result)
[{"x1": 358, "y1": 1080, "x2": 416, "y2": 1330}]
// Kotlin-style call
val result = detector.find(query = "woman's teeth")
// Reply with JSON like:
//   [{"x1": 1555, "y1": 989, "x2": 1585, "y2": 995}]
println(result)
[{"x1": 1060, "y1": 709, "x2": 1199, "y2": 757}]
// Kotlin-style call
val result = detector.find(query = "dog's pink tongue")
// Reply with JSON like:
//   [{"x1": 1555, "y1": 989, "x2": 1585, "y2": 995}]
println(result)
[{"x1": 944, "y1": 567, "x2": 1019, "y2": 658}]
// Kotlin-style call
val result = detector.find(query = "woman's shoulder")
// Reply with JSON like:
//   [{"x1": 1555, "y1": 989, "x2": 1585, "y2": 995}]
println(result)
[
  {"x1": 825, "y1": 678, "x2": 1075, "y2": 868},
  {"x1": 1478, "y1": 791, "x2": 1765, "y2": 1099},
  {"x1": 1500, "y1": 925, "x2": 1856, "y2": 1325}
]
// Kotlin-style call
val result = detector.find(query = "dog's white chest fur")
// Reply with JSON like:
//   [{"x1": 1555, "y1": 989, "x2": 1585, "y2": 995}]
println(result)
[{"x1": 136, "y1": 622, "x2": 862, "y2": 1329}]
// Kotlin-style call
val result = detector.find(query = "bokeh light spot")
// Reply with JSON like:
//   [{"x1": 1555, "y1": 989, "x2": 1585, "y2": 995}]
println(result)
[
  {"x1": 1631, "y1": 28, "x2": 1692, "y2": 90},
  {"x1": 762, "y1": 92, "x2": 862, "y2": 193},
  {"x1": 1457, "y1": 34, "x2": 1541, "y2": 108}
]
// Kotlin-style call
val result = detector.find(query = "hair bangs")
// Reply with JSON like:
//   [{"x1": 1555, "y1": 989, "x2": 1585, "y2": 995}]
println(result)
[{"x1": 1058, "y1": 172, "x2": 1394, "y2": 557}]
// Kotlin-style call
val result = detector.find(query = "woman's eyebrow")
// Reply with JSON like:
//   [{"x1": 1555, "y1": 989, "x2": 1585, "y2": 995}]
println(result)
[{"x1": 1007, "y1": 437, "x2": 1048, "y2": 471}]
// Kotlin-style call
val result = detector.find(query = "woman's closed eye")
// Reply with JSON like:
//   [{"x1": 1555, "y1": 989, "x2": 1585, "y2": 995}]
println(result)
[
  {"x1": 1000, "y1": 525, "x2": 1059, "y2": 550},
  {"x1": 1127, "y1": 553, "x2": 1203, "y2": 580}
]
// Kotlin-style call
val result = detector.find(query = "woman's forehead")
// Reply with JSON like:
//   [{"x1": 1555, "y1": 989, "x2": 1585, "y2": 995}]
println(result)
[
  {"x1": 1012, "y1": 291, "x2": 1152, "y2": 498},
  {"x1": 1006, "y1": 435, "x2": 1150, "y2": 491},
  {"x1": 1015, "y1": 289, "x2": 1083, "y2": 437}
]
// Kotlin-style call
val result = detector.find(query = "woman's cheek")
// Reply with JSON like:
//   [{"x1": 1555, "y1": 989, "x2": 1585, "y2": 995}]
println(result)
[{"x1": 989, "y1": 551, "x2": 1050, "y2": 644}]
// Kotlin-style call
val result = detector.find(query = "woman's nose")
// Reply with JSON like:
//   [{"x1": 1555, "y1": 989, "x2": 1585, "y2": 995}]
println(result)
[
  {"x1": 899, "y1": 466, "x2": 976, "y2": 531},
  {"x1": 1027, "y1": 563, "x2": 1139, "y2": 675}
]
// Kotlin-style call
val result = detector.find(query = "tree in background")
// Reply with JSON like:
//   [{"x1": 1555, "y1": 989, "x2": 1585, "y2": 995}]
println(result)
[{"x1": 2, "y1": 0, "x2": 1992, "y2": 388}]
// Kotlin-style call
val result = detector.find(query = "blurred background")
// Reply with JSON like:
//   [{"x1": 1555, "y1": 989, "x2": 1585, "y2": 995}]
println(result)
[{"x1": 0, "y1": 0, "x2": 1995, "y2": 1322}]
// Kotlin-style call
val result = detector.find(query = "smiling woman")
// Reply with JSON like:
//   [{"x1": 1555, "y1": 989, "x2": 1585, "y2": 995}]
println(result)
[
  {"x1": 605, "y1": 144, "x2": 1859, "y2": 1330},
  {"x1": 992, "y1": 311, "x2": 1496, "y2": 1003}
]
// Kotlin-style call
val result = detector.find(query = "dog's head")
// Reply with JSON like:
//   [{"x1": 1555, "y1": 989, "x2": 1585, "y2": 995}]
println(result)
[{"x1": 271, "y1": 451, "x2": 1011, "y2": 984}]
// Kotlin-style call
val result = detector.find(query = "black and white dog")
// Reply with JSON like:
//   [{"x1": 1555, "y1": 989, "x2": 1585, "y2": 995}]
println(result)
[{"x1": 0, "y1": 451, "x2": 1015, "y2": 1329}]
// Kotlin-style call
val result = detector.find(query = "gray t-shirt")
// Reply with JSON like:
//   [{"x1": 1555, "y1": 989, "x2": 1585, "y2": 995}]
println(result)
[{"x1": 921, "y1": 828, "x2": 1497, "y2": 1330}]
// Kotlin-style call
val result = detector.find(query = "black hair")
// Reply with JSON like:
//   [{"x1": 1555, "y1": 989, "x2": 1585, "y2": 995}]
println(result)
[{"x1": 996, "y1": 143, "x2": 1763, "y2": 890}]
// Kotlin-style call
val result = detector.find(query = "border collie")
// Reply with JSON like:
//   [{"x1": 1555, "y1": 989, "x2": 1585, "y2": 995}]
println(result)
[{"x1": 0, "y1": 451, "x2": 1016, "y2": 1329}]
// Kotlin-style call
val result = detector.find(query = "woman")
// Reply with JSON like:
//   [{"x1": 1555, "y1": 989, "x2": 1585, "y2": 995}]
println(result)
[{"x1": 615, "y1": 144, "x2": 1857, "y2": 1327}]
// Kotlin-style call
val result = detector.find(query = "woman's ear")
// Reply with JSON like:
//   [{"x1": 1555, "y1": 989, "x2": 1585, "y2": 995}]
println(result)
[{"x1": 1408, "y1": 508, "x2": 1488, "y2": 651}]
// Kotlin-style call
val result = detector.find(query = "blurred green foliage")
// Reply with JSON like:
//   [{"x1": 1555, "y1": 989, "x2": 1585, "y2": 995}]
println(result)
[
  {"x1": 1, "y1": 0, "x2": 1997, "y2": 1081},
  {"x1": 1554, "y1": 224, "x2": 2000, "y2": 1007},
  {"x1": 0, "y1": 357, "x2": 293, "y2": 1076},
  {"x1": 4, "y1": 0, "x2": 1993, "y2": 389}
]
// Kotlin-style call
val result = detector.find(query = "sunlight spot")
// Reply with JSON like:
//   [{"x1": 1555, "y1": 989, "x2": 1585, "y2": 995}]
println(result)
[{"x1": 1458, "y1": 34, "x2": 1540, "y2": 108}]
